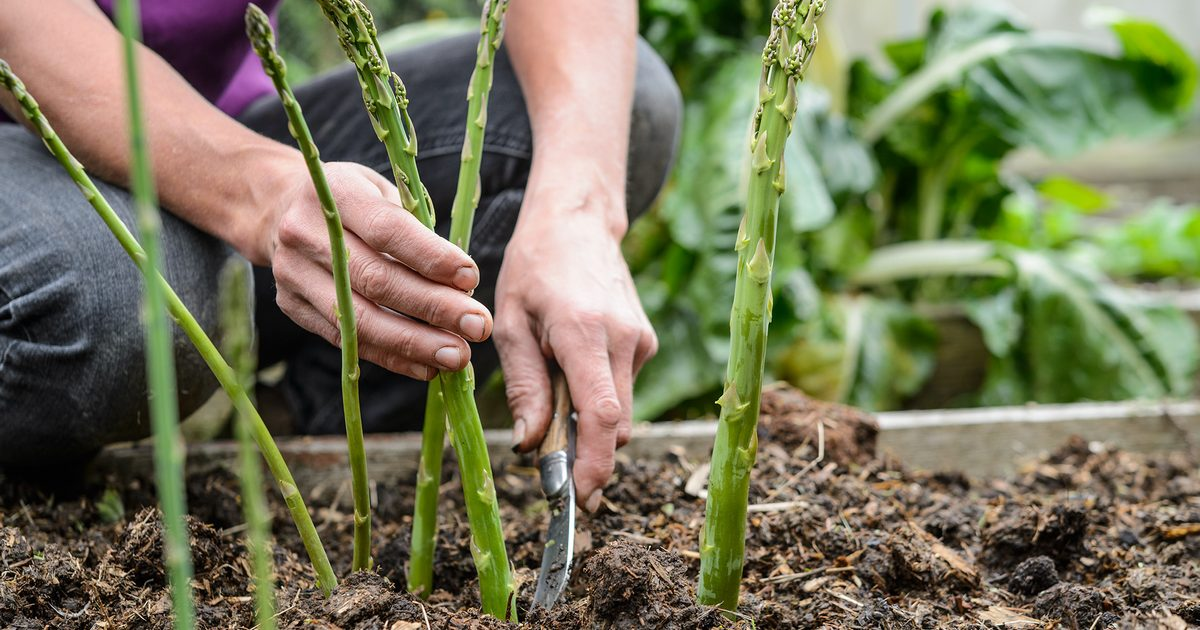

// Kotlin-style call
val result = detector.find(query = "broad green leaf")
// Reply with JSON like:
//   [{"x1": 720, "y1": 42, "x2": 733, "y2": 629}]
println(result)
[
  {"x1": 1036, "y1": 176, "x2": 1111, "y2": 213},
  {"x1": 861, "y1": 8, "x2": 1198, "y2": 156},
  {"x1": 963, "y1": 287, "x2": 1022, "y2": 358}
]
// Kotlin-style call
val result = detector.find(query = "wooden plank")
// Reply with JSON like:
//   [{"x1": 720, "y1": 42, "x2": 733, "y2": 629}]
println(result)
[
  {"x1": 878, "y1": 399, "x2": 1200, "y2": 477},
  {"x1": 91, "y1": 400, "x2": 1200, "y2": 494}
]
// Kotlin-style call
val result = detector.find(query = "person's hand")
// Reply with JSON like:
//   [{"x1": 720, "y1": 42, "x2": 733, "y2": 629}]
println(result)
[
  {"x1": 255, "y1": 160, "x2": 493, "y2": 378},
  {"x1": 496, "y1": 191, "x2": 657, "y2": 513}
]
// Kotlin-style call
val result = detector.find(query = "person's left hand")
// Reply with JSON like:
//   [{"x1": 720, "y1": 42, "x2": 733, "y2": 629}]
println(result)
[{"x1": 495, "y1": 189, "x2": 657, "y2": 513}]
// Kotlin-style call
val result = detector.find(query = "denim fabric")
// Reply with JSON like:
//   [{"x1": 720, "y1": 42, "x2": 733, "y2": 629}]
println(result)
[{"x1": 0, "y1": 33, "x2": 681, "y2": 465}]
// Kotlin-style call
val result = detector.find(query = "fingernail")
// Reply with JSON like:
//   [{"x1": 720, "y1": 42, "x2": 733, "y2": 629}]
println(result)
[
  {"x1": 435, "y1": 346, "x2": 462, "y2": 369},
  {"x1": 460, "y1": 314, "x2": 486, "y2": 341},
  {"x1": 454, "y1": 266, "x2": 479, "y2": 291},
  {"x1": 585, "y1": 489, "x2": 603, "y2": 513},
  {"x1": 510, "y1": 418, "x2": 526, "y2": 451}
]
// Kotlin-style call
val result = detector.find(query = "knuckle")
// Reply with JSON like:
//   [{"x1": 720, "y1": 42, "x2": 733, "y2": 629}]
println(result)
[
  {"x1": 590, "y1": 398, "x2": 624, "y2": 431},
  {"x1": 354, "y1": 257, "x2": 389, "y2": 301},
  {"x1": 364, "y1": 207, "x2": 399, "y2": 250},
  {"x1": 276, "y1": 211, "x2": 305, "y2": 247}
]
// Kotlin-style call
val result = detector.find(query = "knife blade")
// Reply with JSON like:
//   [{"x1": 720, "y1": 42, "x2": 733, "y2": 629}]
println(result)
[{"x1": 532, "y1": 371, "x2": 576, "y2": 610}]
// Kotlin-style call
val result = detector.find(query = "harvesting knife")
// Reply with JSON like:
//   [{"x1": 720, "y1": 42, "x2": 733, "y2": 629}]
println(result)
[{"x1": 532, "y1": 371, "x2": 577, "y2": 610}]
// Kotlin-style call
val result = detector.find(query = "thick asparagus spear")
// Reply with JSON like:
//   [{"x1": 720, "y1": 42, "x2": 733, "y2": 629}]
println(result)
[
  {"x1": 245, "y1": 3, "x2": 374, "y2": 573},
  {"x1": 697, "y1": 0, "x2": 826, "y2": 614},
  {"x1": 407, "y1": 0, "x2": 510, "y2": 606},
  {"x1": 315, "y1": 0, "x2": 434, "y2": 229},
  {"x1": 219, "y1": 261, "x2": 276, "y2": 630},
  {"x1": 112, "y1": 1, "x2": 194, "y2": 626},
  {"x1": 313, "y1": 0, "x2": 515, "y2": 618},
  {"x1": 0, "y1": 59, "x2": 338, "y2": 598}
]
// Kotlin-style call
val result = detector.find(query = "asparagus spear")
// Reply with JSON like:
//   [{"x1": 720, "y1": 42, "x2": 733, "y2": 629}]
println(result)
[
  {"x1": 315, "y1": 0, "x2": 434, "y2": 229},
  {"x1": 0, "y1": 59, "x2": 338, "y2": 598},
  {"x1": 406, "y1": 377, "x2": 445, "y2": 598},
  {"x1": 408, "y1": 0, "x2": 510, "y2": 606},
  {"x1": 245, "y1": 3, "x2": 374, "y2": 573},
  {"x1": 219, "y1": 261, "x2": 276, "y2": 630},
  {"x1": 112, "y1": 1, "x2": 194, "y2": 626},
  {"x1": 313, "y1": 0, "x2": 515, "y2": 618},
  {"x1": 697, "y1": 0, "x2": 826, "y2": 614}
]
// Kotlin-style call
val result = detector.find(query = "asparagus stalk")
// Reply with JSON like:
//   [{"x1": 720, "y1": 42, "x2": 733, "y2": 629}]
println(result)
[
  {"x1": 438, "y1": 2, "x2": 514, "y2": 619},
  {"x1": 0, "y1": 59, "x2": 338, "y2": 598},
  {"x1": 407, "y1": 0, "x2": 510, "y2": 607},
  {"x1": 697, "y1": 0, "x2": 826, "y2": 614},
  {"x1": 313, "y1": 0, "x2": 515, "y2": 617},
  {"x1": 219, "y1": 261, "x2": 277, "y2": 630},
  {"x1": 246, "y1": 3, "x2": 374, "y2": 573},
  {"x1": 112, "y1": 1, "x2": 194, "y2": 626},
  {"x1": 406, "y1": 377, "x2": 445, "y2": 598},
  {"x1": 315, "y1": 0, "x2": 434, "y2": 229}
]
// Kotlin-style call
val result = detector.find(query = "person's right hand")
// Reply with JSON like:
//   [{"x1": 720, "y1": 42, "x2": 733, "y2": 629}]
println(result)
[{"x1": 251, "y1": 160, "x2": 492, "y2": 379}]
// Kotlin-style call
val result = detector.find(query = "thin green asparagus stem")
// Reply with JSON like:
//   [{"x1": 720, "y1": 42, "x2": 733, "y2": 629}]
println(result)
[
  {"x1": 314, "y1": 0, "x2": 515, "y2": 617},
  {"x1": 0, "y1": 59, "x2": 338, "y2": 598},
  {"x1": 113, "y1": 1, "x2": 194, "y2": 626},
  {"x1": 220, "y1": 262, "x2": 276, "y2": 630},
  {"x1": 246, "y1": 3, "x2": 373, "y2": 573},
  {"x1": 407, "y1": 0, "x2": 511, "y2": 609},
  {"x1": 315, "y1": 0, "x2": 434, "y2": 229},
  {"x1": 448, "y1": 0, "x2": 508, "y2": 251},
  {"x1": 697, "y1": 0, "x2": 825, "y2": 615},
  {"x1": 407, "y1": 377, "x2": 445, "y2": 598}
]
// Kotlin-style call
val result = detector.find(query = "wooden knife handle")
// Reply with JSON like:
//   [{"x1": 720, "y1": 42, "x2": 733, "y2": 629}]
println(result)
[{"x1": 538, "y1": 370, "x2": 572, "y2": 459}]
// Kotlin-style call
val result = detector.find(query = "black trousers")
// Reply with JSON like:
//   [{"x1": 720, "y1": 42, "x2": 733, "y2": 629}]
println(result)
[{"x1": 239, "y1": 33, "x2": 682, "y2": 435}]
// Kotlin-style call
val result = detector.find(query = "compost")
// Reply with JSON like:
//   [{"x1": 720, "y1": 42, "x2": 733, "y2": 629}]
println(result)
[{"x1": 1, "y1": 388, "x2": 1197, "y2": 629}]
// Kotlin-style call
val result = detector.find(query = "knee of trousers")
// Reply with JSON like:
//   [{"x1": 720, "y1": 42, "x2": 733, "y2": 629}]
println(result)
[
  {"x1": 0, "y1": 197, "x2": 242, "y2": 467},
  {"x1": 629, "y1": 38, "x2": 684, "y2": 219}
]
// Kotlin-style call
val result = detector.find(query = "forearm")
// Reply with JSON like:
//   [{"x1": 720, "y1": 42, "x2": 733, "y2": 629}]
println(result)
[
  {"x1": 0, "y1": 0, "x2": 295, "y2": 264},
  {"x1": 505, "y1": 0, "x2": 637, "y2": 239}
]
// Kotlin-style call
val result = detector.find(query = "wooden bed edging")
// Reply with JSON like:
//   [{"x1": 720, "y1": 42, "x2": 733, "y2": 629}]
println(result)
[{"x1": 91, "y1": 399, "x2": 1200, "y2": 493}]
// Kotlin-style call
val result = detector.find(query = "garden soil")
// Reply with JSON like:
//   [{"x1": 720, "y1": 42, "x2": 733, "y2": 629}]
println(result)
[{"x1": 2, "y1": 385, "x2": 1198, "y2": 628}]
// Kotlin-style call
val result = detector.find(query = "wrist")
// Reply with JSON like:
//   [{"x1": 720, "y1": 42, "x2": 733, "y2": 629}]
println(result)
[
  {"x1": 229, "y1": 144, "x2": 305, "y2": 265},
  {"x1": 523, "y1": 157, "x2": 629, "y2": 240}
]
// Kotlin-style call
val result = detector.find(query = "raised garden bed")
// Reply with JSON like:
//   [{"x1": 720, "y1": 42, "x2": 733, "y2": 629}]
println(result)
[{"x1": 3, "y1": 387, "x2": 1198, "y2": 628}]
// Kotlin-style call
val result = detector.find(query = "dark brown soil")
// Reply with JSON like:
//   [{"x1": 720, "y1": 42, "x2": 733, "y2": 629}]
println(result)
[{"x1": 2, "y1": 389, "x2": 1198, "y2": 628}]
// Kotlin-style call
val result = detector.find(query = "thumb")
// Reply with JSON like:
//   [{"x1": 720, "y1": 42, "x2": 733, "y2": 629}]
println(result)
[{"x1": 495, "y1": 312, "x2": 551, "y2": 453}]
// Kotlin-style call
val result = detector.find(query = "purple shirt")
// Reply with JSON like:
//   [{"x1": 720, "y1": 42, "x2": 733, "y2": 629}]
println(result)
[{"x1": 94, "y1": 0, "x2": 281, "y2": 117}]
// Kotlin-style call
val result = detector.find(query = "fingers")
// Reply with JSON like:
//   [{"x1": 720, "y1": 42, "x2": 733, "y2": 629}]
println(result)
[
  {"x1": 494, "y1": 310, "x2": 552, "y2": 453},
  {"x1": 274, "y1": 256, "x2": 472, "y2": 376},
  {"x1": 555, "y1": 324, "x2": 624, "y2": 513},
  {"x1": 334, "y1": 189, "x2": 479, "y2": 291},
  {"x1": 342, "y1": 233, "x2": 492, "y2": 342}
]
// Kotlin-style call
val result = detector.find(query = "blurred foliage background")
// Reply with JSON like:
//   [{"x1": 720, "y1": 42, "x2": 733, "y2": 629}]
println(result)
[{"x1": 278, "y1": 0, "x2": 1200, "y2": 421}]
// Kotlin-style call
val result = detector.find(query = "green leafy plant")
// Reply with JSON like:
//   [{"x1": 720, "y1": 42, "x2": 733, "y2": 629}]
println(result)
[
  {"x1": 0, "y1": 60, "x2": 338, "y2": 598},
  {"x1": 697, "y1": 0, "x2": 826, "y2": 614},
  {"x1": 634, "y1": 4, "x2": 1199, "y2": 418}
]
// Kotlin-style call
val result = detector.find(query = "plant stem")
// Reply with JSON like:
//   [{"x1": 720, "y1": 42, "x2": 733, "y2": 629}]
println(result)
[
  {"x1": 316, "y1": 0, "x2": 435, "y2": 229},
  {"x1": 0, "y1": 60, "x2": 338, "y2": 597},
  {"x1": 408, "y1": 2, "x2": 511, "y2": 612},
  {"x1": 407, "y1": 377, "x2": 445, "y2": 598},
  {"x1": 220, "y1": 261, "x2": 276, "y2": 630},
  {"x1": 697, "y1": 0, "x2": 826, "y2": 615},
  {"x1": 246, "y1": 3, "x2": 373, "y2": 573},
  {"x1": 315, "y1": 0, "x2": 515, "y2": 617},
  {"x1": 113, "y1": 1, "x2": 194, "y2": 626}
]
